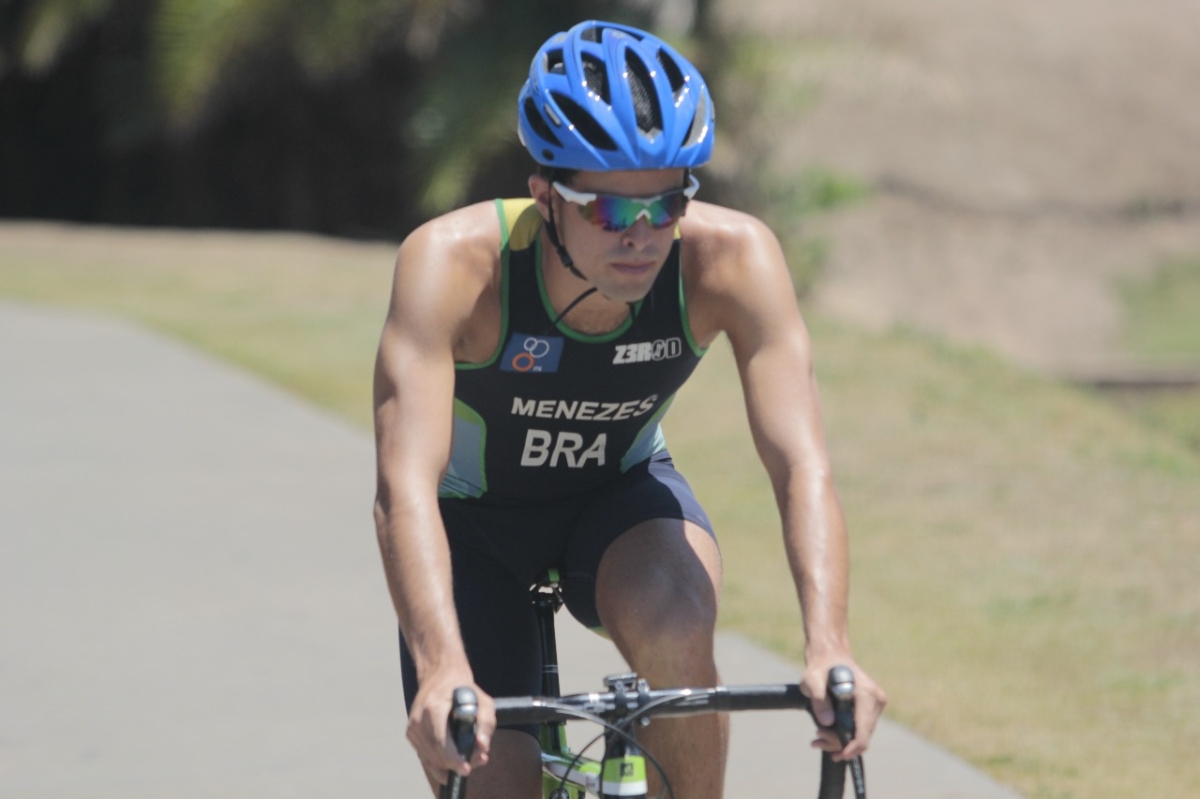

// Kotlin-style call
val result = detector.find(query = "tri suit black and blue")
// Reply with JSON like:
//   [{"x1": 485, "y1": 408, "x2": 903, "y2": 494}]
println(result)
[
  {"x1": 440, "y1": 198, "x2": 706, "y2": 503},
  {"x1": 399, "y1": 198, "x2": 717, "y2": 729}
]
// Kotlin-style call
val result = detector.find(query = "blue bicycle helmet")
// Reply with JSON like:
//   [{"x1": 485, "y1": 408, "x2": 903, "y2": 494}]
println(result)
[{"x1": 517, "y1": 21, "x2": 715, "y2": 171}]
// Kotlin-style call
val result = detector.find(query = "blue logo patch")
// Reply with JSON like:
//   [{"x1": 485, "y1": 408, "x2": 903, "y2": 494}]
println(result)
[{"x1": 499, "y1": 333, "x2": 564, "y2": 373}]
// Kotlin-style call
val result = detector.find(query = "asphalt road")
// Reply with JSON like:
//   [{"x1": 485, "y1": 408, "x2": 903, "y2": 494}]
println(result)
[{"x1": 0, "y1": 301, "x2": 1024, "y2": 798}]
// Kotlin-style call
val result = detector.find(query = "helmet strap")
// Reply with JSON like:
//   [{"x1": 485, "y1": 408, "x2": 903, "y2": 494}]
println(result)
[
  {"x1": 547, "y1": 287, "x2": 599, "y2": 331},
  {"x1": 543, "y1": 193, "x2": 642, "y2": 326},
  {"x1": 545, "y1": 200, "x2": 586, "y2": 281}
]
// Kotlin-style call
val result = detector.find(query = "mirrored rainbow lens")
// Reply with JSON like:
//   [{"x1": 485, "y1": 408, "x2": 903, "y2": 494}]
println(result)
[{"x1": 583, "y1": 191, "x2": 689, "y2": 232}]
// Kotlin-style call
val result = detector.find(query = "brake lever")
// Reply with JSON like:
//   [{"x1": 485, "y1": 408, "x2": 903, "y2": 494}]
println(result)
[
  {"x1": 439, "y1": 686, "x2": 478, "y2": 799},
  {"x1": 827, "y1": 665, "x2": 866, "y2": 799}
]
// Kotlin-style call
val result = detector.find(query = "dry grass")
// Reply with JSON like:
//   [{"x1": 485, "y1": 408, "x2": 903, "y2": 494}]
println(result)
[
  {"x1": 668, "y1": 327, "x2": 1200, "y2": 799},
  {"x1": 3, "y1": 222, "x2": 1198, "y2": 798},
  {"x1": 0, "y1": 222, "x2": 396, "y2": 426},
  {"x1": 1112, "y1": 254, "x2": 1200, "y2": 454}
]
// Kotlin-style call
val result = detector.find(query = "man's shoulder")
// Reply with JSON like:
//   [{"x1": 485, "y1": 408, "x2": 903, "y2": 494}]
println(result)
[
  {"x1": 676, "y1": 200, "x2": 797, "y2": 342},
  {"x1": 401, "y1": 200, "x2": 505, "y2": 272},
  {"x1": 679, "y1": 202, "x2": 779, "y2": 263},
  {"x1": 681, "y1": 200, "x2": 770, "y2": 231},
  {"x1": 387, "y1": 201, "x2": 506, "y2": 335},
  {"x1": 678, "y1": 201, "x2": 783, "y2": 281}
]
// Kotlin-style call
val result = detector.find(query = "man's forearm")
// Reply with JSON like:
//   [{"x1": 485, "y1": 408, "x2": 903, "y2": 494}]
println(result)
[
  {"x1": 778, "y1": 472, "x2": 852, "y2": 657},
  {"x1": 374, "y1": 490, "x2": 469, "y2": 677}
]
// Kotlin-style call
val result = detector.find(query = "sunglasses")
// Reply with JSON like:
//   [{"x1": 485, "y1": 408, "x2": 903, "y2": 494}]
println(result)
[{"x1": 552, "y1": 174, "x2": 700, "y2": 232}]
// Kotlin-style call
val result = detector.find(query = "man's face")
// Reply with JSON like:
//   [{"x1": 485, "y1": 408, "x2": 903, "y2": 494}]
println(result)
[{"x1": 539, "y1": 168, "x2": 690, "y2": 304}]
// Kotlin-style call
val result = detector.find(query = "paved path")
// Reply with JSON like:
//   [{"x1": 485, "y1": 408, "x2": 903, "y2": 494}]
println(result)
[{"x1": 0, "y1": 301, "x2": 1023, "y2": 797}]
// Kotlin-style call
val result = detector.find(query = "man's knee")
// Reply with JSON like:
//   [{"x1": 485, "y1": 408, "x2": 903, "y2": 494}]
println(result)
[
  {"x1": 605, "y1": 571, "x2": 717, "y2": 643},
  {"x1": 604, "y1": 584, "x2": 719, "y2": 686}
]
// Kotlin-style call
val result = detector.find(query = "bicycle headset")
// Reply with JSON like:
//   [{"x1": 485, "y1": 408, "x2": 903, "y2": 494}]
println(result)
[{"x1": 516, "y1": 21, "x2": 716, "y2": 311}]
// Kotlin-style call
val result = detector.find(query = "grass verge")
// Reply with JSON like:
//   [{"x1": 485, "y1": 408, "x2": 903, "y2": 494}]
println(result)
[
  {"x1": 1120, "y1": 254, "x2": 1200, "y2": 359},
  {"x1": 1112, "y1": 253, "x2": 1200, "y2": 454},
  {"x1": 3, "y1": 222, "x2": 1198, "y2": 798},
  {"x1": 0, "y1": 222, "x2": 395, "y2": 427},
  {"x1": 670, "y1": 326, "x2": 1199, "y2": 799}
]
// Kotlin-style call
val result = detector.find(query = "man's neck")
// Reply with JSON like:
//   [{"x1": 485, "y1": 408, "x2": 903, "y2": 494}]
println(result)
[{"x1": 538, "y1": 230, "x2": 630, "y2": 335}]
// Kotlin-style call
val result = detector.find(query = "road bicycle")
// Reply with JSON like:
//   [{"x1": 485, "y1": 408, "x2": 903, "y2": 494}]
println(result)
[{"x1": 440, "y1": 572, "x2": 866, "y2": 799}]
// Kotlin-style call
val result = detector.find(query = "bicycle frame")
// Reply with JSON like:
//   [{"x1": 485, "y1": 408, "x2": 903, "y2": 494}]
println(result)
[{"x1": 533, "y1": 572, "x2": 648, "y2": 799}]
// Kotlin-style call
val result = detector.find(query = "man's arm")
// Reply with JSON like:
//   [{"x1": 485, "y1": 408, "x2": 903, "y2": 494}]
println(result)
[
  {"x1": 372, "y1": 206, "x2": 499, "y2": 784},
  {"x1": 687, "y1": 206, "x2": 886, "y2": 758}
]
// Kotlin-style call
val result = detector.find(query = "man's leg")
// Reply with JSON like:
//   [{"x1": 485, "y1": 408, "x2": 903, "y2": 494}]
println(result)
[
  {"x1": 594, "y1": 518, "x2": 727, "y2": 799},
  {"x1": 399, "y1": 507, "x2": 550, "y2": 799},
  {"x1": 415, "y1": 731, "x2": 540, "y2": 798},
  {"x1": 454, "y1": 731, "x2": 541, "y2": 799}
]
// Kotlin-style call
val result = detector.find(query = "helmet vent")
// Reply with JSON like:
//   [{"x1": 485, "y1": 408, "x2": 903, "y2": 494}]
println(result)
[
  {"x1": 681, "y1": 88, "x2": 711, "y2": 148},
  {"x1": 551, "y1": 92, "x2": 618, "y2": 151},
  {"x1": 546, "y1": 48, "x2": 565, "y2": 75},
  {"x1": 657, "y1": 50, "x2": 687, "y2": 100},
  {"x1": 523, "y1": 97, "x2": 561, "y2": 146},
  {"x1": 581, "y1": 53, "x2": 610, "y2": 103},
  {"x1": 581, "y1": 24, "x2": 625, "y2": 43},
  {"x1": 625, "y1": 53, "x2": 662, "y2": 137}
]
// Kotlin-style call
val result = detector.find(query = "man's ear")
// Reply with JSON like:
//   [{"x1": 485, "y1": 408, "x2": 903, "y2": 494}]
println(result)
[{"x1": 528, "y1": 174, "x2": 552, "y2": 221}]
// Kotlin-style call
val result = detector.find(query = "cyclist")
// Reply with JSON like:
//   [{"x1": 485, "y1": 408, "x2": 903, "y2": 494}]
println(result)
[{"x1": 373, "y1": 20, "x2": 886, "y2": 798}]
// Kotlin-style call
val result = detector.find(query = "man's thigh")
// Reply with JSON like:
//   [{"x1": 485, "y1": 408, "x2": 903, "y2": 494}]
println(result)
[
  {"x1": 398, "y1": 538, "x2": 543, "y2": 705},
  {"x1": 399, "y1": 502, "x2": 573, "y2": 797},
  {"x1": 594, "y1": 518, "x2": 722, "y2": 656},
  {"x1": 459, "y1": 730, "x2": 541, "y2": 799},
  {"x1": 560, "y1": 451, "x2": 717, "y2": 631}
]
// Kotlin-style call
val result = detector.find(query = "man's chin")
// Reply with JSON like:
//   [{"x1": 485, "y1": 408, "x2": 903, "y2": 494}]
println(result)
[
  {"x1": 599, "y1": 283, "x2": 654, "y2": 305},
  {"x1": 599, "y1": 268, "x2": 661, "y2": 303}
]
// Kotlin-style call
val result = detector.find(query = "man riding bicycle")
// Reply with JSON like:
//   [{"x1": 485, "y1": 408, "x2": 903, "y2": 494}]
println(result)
[{"x1": 373, "y1": 20, "x2": 886, "y2": 798}]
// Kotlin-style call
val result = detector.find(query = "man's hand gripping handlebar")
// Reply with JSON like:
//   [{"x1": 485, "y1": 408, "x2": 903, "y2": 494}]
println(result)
[
  {"x1": 438, "y1": 687, "x2": 478, "y2": 799},
  {"x1": 818, "y1": 664, "x2": 867, "y2": 799}
]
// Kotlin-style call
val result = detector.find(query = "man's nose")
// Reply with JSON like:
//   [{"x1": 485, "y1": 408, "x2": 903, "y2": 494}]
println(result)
[{"x1": 621, "y1": 218, "x2": 656, "y2": 248}]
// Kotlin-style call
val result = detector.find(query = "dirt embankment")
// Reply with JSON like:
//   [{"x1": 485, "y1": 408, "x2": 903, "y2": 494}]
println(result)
[{"x1": 716, "y1": 0, "x2": 1200, "y2": 374}]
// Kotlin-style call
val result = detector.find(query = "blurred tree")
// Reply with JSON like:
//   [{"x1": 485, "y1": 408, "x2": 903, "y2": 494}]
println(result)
[
  {"x1": 149, "y1": 0, "x2": 654, "y2": 217},
  {"x1": 1, "y1": 0, "x2": 114, "y2": 77},
  {"x1": 0, "y1": 1, "x2": 716, "y2": 236},
  {"x1": 1, "y1": 0, "x2": 162, "y2": 221}
]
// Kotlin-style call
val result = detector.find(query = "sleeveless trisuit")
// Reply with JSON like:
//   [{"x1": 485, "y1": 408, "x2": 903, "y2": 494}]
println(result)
[{"x1": 399, "y1": 200, "x2": 716, "y2": 734}]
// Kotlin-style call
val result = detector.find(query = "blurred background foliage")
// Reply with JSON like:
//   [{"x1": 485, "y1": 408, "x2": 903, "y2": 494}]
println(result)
[{"x1": 0, "y1": 0, "x2": 736, "y2": 238}]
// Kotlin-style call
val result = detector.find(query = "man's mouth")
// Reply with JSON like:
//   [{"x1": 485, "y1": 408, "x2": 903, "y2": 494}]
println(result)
[{"x1": 610, "y1": 260, "x2": 656, "y2": 275}]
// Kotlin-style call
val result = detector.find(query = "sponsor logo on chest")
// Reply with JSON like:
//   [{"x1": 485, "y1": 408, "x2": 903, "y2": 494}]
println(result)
[
  {"x1": 613, "y1": 337, "x2": 682, "y2": 365},
  {"x1": 500, "y1": 333, "x2": 564, "y2": 373}
]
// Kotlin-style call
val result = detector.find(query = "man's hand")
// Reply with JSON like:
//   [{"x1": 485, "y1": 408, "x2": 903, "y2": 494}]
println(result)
[
  {"x1": 801, "y1": 656, "x2": 887, "y2": 762},
  {"x1": 406, "y1": 670, "x2": 496, "y2": 786}
]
